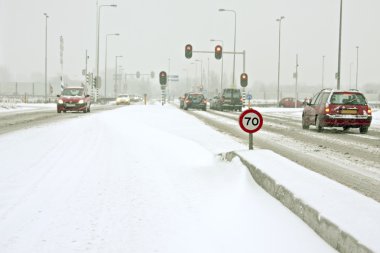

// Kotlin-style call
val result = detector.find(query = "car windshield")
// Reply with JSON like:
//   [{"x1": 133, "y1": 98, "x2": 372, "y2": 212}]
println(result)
[
  {"x1": 330, "y1": 93, "x2": 367, "y2": 105},
  {"x1": 62, "y1": 89, "x2": 83, "y2": 96}
]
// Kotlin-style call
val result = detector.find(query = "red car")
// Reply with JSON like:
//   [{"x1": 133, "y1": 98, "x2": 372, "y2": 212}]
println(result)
[
  {"x1": 279, "y1": 97, "x2": 303, "y2": 108},
  {"x1": 302, "y1": 89, "x2": 372, "y2": 133},
  {"x1": 57, "y1": 87, "x2": 91, "y2": 113}
]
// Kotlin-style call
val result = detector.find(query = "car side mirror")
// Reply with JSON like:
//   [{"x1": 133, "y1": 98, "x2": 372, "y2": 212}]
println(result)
[
  {"x1": 57, "y1": 94, "x2": 60, "y2": 97},
  {"x1": 85, "y1": 94, "x2": 90, "y2": 97}
]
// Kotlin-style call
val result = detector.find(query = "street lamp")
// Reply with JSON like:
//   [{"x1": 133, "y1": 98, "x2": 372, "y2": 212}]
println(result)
[
  {"x1": 219, "y1": 8, "x2": 237, "y2": 88},
  {"x1": 95, "y1": 1, "x2": 117, "y2": 100},
  {"x1": 104, "y1": 33, "x2": 119, "y2": 98},
  {"x1": 355, "y1": 46, "x2": 359, "y2": 89},
  {"x1": 276, "y1": 16, "x2": 285, "y2": 105},
  {"x1": 43, "y1": 13, "x2": 49, "y2": 103},
  {"x1": 114, "y1": 55, "x2": 122, "y2": 96},
  {"x1": 322, "y1": 55, "x2": 325, "y2": 89},
  {"x1": 210, "y1": 39, "x2": 224, "y2": 93},
  {"x1": 195, "y1": 59, "x2": 203, "y2": 89},
  {"x1": 337, "y1": 0, "x2": 343, "y2": 90}
]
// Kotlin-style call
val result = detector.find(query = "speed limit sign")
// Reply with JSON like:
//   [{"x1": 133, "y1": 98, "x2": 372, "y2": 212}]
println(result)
[{"x1": 239, "y1": 109, "x2": 263, "y2": 134}]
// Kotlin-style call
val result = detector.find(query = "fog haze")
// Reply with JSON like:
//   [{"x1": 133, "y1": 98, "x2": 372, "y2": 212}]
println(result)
[{"x1": 1, "y1": 0, "x2": 380, "y2": 90}]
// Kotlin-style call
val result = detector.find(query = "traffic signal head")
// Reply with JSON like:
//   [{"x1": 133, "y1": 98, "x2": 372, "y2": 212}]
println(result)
[
  {"x1": 159, "y1": 71, "x2": 167, "y2": 85},
  {"x1": 240, "y1": 73, "x2": 248, "y2": 87},
  {"x1": 215, "y1": 45, "x2": 222, "y2": 60},
  {"x1": 185, "y1": 44, "x2": 193, "y2": 59}
]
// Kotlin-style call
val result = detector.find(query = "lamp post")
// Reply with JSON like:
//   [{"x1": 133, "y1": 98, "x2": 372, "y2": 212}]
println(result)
[
  {"x1": 104, "y1": 33, "x2": 119, "y2": 98},
  {"x1": 276, "y1": 16, "x2": 285, "y2": 106},
  {"x1": 95, "y1": 1, "x2": 117, "y2": 100},
  {"x1": 210, "y1": 39, "x2": 224, "y2": 93},
  {"x1": 43, "y1": 13, "x2": 49, "y2": 103},
  {"x1": 219, "y1": 8, "x2": 236, "y2": 88},
  {"x1": 337, "y1": 0, "x2": 343, "y2": 90},
  {"x1": 355, "y1": 46, "x2": 359, "y2": 90},
  {"x1": 195, "y1": 59, "x2": 203, "y2": 90},
  {"x1": 349, "y1": 62, "x2": 353, "y2": 89},
  {"x1": 114, "y1": 55, "x2": 122, "y2": 96},
  {"x1": 322, "y1": 55, "x2": 325, "y2": 89}
]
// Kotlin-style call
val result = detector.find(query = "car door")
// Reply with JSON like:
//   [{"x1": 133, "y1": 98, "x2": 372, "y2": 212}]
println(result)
[{"x1": 305, "y1": 92, "x2": 321, "y2": 123}]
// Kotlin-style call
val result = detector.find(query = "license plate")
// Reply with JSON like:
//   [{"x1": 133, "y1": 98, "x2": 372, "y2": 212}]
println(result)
[
  {"x1": 341, "y1": 109, "x2": 357, "y2": 114},
  {"x1": 66, "y1": 104, "x2": 76, "y2": 107}
]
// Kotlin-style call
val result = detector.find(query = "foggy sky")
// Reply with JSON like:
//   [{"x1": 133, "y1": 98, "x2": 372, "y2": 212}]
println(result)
[{"x1": 1, "y1": 0, "x2": 380, "y2": 89}]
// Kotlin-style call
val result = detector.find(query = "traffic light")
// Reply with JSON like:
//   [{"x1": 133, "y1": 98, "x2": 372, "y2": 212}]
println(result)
[
  {"x1": 136, "y1": 71, "x2": 140, "y2": 78},
  {"x1": 159, "y1": 71, "x2": 167, "y2": 85},
  {"x1": 185, "y1": 44, "x2": 193, "y2": 59},
  {"x1": 93, "y1": 76, "x2": 96, "y2": 88},
  {"x1": 240, "y1": 73, "x2": 248, "y2": 87},
  {"x1": 215, "y1": 45, "x2": 222, "y2": 60}
]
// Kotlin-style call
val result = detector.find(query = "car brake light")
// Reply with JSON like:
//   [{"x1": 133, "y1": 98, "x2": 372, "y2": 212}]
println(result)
[{"x1": 368, "y1": 108, "x2": 372, "y2": 114}]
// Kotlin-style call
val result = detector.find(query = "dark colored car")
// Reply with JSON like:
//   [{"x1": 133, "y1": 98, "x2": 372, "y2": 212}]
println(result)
[
  {"x1": 183, "y1": 93, "x2": 207, "y2": 111},
  {"x1": 302, "y1": 89, "x2": 372, "y2": 133},
  {"x1": 279, "y1": 97, "x2": 303, "y2": 108},
  {"x1": 210, "y1": 89, "x2": 242, "y2": 111},
  {"x1": 57, "y1": 87, "x2": 91, "y2": 113}
]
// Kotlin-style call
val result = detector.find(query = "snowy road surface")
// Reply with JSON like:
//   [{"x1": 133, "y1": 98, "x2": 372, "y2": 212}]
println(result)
[{"x1": 0, "y1": 104, "x2": 335, "y2": 252}]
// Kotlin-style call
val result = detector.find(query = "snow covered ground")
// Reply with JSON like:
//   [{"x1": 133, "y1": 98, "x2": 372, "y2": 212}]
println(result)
[{"x1": 0, "y1": 103, "x2": 337, "y2": 253}]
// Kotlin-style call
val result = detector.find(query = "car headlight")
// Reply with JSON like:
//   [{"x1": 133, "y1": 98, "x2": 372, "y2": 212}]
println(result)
[
  {"x1": 78, "y1": 99, "x2": 84, "y2": 104},
  {"x1": 58, "y1": 99, "x2": 63, "y2": 104}
]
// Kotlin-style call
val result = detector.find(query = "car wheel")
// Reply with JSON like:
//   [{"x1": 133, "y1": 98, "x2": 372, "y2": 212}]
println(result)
[
  {"x1": 315, "y1": 115, "x2": 323, "y2": 132},
  {"x1": 184, "y1": 106, "x2": 188, "y2": 110},
  {"x1": 57, "y1": 109, "x2": 61, "y2": 113},
  {"x1": 343, "y1": 126, "x2": 350, "y2": 131},
  {"x1": 63, "y1": 110, "x2": 66, "y2": 113},
  {"x1": 83, "y1": 109, "x2": 87, "y2": 113},
  {"x1": 302, "y1": 114, "x2": 309, "y2": 129},
  {"x1": 87, "y1": 107, "x2": 91, "y2": 113},
  {"x1": 359, "y1": 126, "x2": 368, "y2": 134}
]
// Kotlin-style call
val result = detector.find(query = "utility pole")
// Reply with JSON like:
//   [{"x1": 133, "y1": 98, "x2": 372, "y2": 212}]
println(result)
[
  {"x1": 43, "y1": 13, "x2": 49, "y2": 103},
  {"x1": 355, "y1": 46, "x2": 359, "y2": 90},
  {"x1": 337, "y1": 0, "x2": 343, "y2": 89},
  {"x1": 294, "y1": 54, "x2": 299, "y2": 108}
]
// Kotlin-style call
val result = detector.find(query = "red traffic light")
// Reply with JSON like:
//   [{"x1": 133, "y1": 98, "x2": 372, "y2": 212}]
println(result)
[
  {"x1": 159, "y1": 71, "x2": 167, "y2": 85},
  {"x1": 215, "y1": 45, "x2": 222, "y2": 60},
  {"x1": 240, "y1": 73, "x2": 248, "y2": 87},
  {"x1": 185, "y1": 44, "x2": 193, "y2": 59}
]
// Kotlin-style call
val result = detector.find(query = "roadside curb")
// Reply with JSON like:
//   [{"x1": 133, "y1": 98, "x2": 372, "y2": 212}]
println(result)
[{"x1": 222, "y1": 151, "x2": 373, "y2": 253}]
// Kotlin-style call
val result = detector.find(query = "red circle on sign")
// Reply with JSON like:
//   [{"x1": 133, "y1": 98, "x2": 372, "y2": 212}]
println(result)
[{"x1": 239, "y1": 109, "x2": 263, "y2": 133}]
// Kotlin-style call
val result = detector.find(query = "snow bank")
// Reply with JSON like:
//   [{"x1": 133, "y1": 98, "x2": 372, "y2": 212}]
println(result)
[{"x1": 225, "y1": 150, "x2": 380, "y2": 253}]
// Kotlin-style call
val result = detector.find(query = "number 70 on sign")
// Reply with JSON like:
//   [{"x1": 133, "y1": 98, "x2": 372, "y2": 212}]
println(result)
[{"x1": 239, "y1": 109, "x2": 263, "y2": 134}]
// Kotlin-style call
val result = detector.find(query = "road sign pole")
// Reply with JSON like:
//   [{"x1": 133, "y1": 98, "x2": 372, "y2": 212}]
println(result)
[{"x1": 249, "y1": 133, "x2": 253, "y2": 150}]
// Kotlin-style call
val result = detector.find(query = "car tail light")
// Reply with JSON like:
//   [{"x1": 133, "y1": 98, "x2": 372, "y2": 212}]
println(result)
[
  {"x1": 185, "y1": 99, "x2": 191, "y2": 104},
  {"x1": 240, "y1": 97, "x2": 243, "y2": 102},
  {"x1": 368, "y1": 108, "x2": 372, "y2": 114},
  {"x1": 202, "y1": 99, "x2": 207, "y2": 104},
  {"x1": 325, "y1": 107, "x2": 330, "y2": 113}
]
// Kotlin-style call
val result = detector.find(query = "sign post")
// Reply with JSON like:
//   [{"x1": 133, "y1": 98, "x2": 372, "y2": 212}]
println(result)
[{"x1": 239, "y1": 109, "x2": 263, "y2": 150}]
